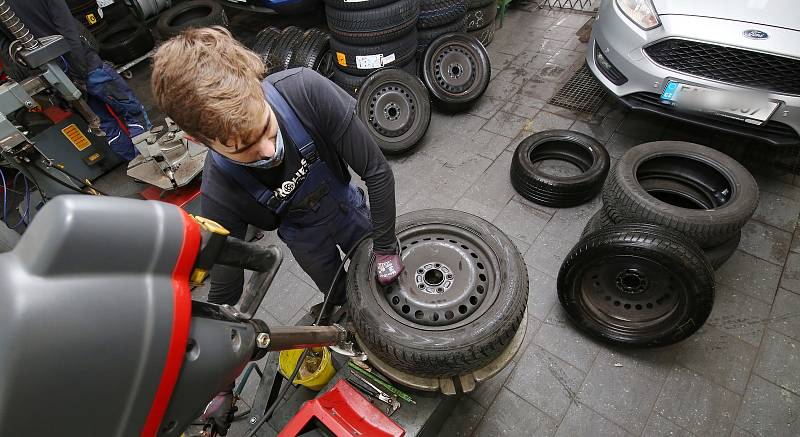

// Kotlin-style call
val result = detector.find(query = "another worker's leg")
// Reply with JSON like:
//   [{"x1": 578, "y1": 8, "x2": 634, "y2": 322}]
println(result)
[
  {"x1": 86, "y1": 63, "x2": 151, "y2": 138},
  {"x1": 279, "y1": 225, "x2": 348, "y2": 305},
  {"x1": 86, "y1": 95, "x2": 137, "y2": 161}
]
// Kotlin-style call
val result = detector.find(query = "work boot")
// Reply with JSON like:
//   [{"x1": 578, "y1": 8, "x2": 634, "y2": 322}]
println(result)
[{"x1": 309, "y1": 302, "x2": 339, "y2": 325}]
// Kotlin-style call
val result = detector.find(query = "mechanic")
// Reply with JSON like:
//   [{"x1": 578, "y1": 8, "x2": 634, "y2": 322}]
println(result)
[
  {"x1": 151, "y1": 27, "x2": 404, "y2": 322},
  {"x1": 0, "y1": 0, "x2": 150, "y2": 161}
]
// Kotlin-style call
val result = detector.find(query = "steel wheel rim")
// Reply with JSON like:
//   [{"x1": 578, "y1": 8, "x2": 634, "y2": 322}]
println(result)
[
  {"x1": 368, "y1": 82, "x2": 416, "y2": 138},
  {"x1": 433, "y1": 44, "x2": 477, "y2": 94},
  {"x1": 375, "y1": 223, "x2": 499, "y2": 329},
  {"x1": 578, "y1": 255, "x2": 683, "y2": 332}
]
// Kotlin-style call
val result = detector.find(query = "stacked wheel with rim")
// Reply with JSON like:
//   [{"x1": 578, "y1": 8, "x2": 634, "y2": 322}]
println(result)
[
  {"x1": 356, "y1": 68, "x2": 431, "y2": 155},
  {"x1": 325, "y1": 0, "x2": 420, "y2": 96},
  {"x1": 465, "y1": 0, "x2": 497, "y2": 46},
  {"x1": 416, "y1": 0, "x2": 470, "y2": 54},
  {"x1": 421, "y1": 32, "x2": 490, "y2": 111}
]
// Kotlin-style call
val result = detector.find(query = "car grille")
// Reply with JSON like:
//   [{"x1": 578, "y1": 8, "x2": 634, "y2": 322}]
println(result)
[{"x1": 644, "y1": 39, "x2": 800, "y2": 96}]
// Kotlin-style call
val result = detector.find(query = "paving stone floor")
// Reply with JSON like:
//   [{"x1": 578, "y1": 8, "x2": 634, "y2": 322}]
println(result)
[{"x1": 124, "y1": 4, "x2": 800, "y2": 436}]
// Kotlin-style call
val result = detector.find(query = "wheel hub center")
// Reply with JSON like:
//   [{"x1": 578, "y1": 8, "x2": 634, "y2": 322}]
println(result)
[
  {"x1": 448, "y1": 62, "x2": 463, "y2": 79},
  {"x1": 416, "y1": 263, "x2": 454, "y2": 294},
  {"x1": 384, "y1": 102, "x2": 400, "y2": 121},
  {"x1": 615, "y1": 269, "x2": 649, "y2": 294}
]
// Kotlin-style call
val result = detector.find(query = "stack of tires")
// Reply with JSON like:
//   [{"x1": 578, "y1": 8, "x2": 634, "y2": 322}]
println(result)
[
  {"x1": 585, "y1": 141, "x2": 758, "y2": 270},
  {"x1": 464, "y1": 0, "x2": 497, "y2": 46},
  {"x1": 417, "y1": 0, "x2": 469, "y2": 54},
  {"x1": 554, "y1": 140, "x2": 759, "y2": 349},
  {"x1": 250, "y1": 26, "x2": 333, "y2": 76},
  {"x1": 68, "y1": 0, "x2": 107, "y2": 35},
  {"x1": 325, "y1": 0, "x2": 420, "y2": 96}
]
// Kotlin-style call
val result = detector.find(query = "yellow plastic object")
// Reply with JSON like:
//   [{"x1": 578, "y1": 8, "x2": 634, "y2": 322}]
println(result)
[{"x1": 279, "y1": 347, "x2": 335, "y2": 391}]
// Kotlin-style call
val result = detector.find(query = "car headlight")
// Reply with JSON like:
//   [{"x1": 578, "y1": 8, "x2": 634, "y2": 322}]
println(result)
[{"x1": 615, "y1": 0, "x2": 661, "y2": 30}]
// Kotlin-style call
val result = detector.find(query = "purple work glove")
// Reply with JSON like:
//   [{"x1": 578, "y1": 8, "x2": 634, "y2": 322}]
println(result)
[
  {"x1": 200, "y1": 389, "x2": 236, "y2": 436},
  {"x1": 375, "y1": 252, "x2": 404, "y2": 285}
]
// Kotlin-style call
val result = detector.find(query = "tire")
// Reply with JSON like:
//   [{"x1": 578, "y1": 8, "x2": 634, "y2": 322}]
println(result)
[
  {"x1": 290, "y1": 29, "x2": 332, "y2": 72},
  {"x1": 98, "y1": 18, "x2": 155, "y2": 65},
  {"x1": 326, "y1": 0, "x2": 419, "y2": 45},
  {"x1": 323, "y1": 0, "x2": 397, "y2": 10},
  {"x1": 418, "y1": 0, "x2": 469, "y2": 29},
  {"x1": 468, "y1": 20, "x2": 495, "y2": 46},
  {"x1": 469, "y1": 0, "x2": 496, "y2": 7},
  {"x1": 251, "y1": 26, "x2": 283, "y2": 69},
  {"x1": 464, "y1": 2, "x2": 497, "y2": 31},
  {"x1": 603, "y1": 141, "x2": 759, "y2": 248},
  {"x1": 581, "y1": 206, "x2": 741, "y2": 269},
  {"x1": 510, "y1": 130, "x2": 610, "y2": 207},
  {"x1": 347, "y1": 209, "x2": 528, "y2": 376},
  {"x1": 331, "y1": 30, "x2": 417, "y2": 76},
  {"x1": 156, "y1": 0, "x2": 227, "y2": 40},
  {"x1": 332, "y1": 68, "x2": 365, "y2": 96},
  {"x1": 421, "y1": 32, "x2": 490, "y2": 111},
  {"x1": 356, "y1": 67, "x2": 431, "y2": 155},
  {"x1": 558, "y1": 223, "x2": 715, "y2": 347},
  {"x1": 417, "y1": 16, "x2": 465, "y2": 53},
  {"x1": 72, "y1": 3, "x2": 107, "y2": 34},
  {"x1": 277, "y1": 28, "x2": 307, "y2": 71}
]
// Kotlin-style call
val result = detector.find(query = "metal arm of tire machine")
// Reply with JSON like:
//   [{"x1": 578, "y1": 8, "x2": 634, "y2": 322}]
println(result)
[{"x1": 0, "y1": 0, "x2": 118, "y2": 200}]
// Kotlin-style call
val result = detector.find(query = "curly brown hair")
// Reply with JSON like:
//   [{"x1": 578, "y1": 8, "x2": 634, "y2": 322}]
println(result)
[{"x1": 151, "y1": 26, "x2": 267, "y2": 147}]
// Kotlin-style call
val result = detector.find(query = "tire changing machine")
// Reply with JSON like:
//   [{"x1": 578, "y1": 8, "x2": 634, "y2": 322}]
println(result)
[{"x1": 246, "y1": 312, "x2": 528, "y2": 436}]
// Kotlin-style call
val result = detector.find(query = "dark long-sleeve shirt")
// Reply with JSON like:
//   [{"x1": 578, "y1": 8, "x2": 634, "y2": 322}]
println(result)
[
  {"x1": 2, "y1": 0, "x2": 101, "y2": 80},
  {"x1": 200, "y1": 68, "x2": 397, "y2": 304}
]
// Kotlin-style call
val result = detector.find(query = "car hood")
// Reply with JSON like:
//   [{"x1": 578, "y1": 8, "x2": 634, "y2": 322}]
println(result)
[{"x1": 653, "y1": 0, "x2": 800, "y2": 31}]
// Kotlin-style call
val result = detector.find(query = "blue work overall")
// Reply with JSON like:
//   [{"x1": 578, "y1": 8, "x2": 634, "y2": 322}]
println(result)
[{"x1": 211, "y1": 82, "x2": 372, "y2": 305}]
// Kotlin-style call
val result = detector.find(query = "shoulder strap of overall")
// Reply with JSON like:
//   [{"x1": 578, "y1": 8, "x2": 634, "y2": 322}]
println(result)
[
  {"x1": 262, "y1": 81, "x2": 317, "y2": 161},
  {"x1": 209, "y1": 81, "x2": 317, "y2": 206}
]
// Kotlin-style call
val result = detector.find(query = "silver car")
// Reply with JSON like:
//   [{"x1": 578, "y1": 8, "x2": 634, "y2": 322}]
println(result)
[{"x1": 587, "y1": 0, "x2": 800, "y2": 145}]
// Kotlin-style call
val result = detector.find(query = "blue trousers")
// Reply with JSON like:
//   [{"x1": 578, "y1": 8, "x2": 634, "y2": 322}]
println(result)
[
  {"x1": 86, "y1": 63, "x2": 150, "y2": 161},
  {"x1": 278, "y1": 184, "x2": 372, "y2": 305}
]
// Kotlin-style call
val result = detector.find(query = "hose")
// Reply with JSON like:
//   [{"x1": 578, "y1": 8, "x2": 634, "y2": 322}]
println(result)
[{"x1": 243, "y1": 233, "x2": 371, "y2": 437}]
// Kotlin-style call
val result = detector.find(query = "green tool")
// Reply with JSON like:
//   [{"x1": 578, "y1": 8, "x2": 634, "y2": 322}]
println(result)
[{"x1": 347, "y1": 361, "x2": 416, "y2": 404}]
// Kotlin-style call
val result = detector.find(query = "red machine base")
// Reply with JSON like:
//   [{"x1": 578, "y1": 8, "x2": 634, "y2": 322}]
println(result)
[{"x1": 279, "y1": 380, "x2": 404, "y2": 437}]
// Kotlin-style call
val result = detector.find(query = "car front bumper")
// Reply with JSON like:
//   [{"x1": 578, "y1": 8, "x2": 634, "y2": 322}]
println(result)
[{"x1": 586, "y1": 1, "x2": 800, "y2": 145}]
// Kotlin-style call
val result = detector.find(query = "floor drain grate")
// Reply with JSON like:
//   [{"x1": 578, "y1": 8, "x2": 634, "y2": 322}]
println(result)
[
  {"x1": 537, "y1": 0, "x2": 597, "y2": 12},
  {"x1": 548, "y1": 63, "x2": 607, "y2": 114}
]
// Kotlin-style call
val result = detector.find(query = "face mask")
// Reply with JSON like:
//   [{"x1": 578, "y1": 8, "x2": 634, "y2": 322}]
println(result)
[{"x1": 221, "y1": 127, "x2": 284, "y2": 169}]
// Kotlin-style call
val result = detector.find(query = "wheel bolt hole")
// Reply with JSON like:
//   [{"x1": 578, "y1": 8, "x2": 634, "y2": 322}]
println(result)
[
  {"x1": 445, "y1": 311, "x2": 454, "y2": 320},
  {"x1": 646, "y1": 303, "x2": 653, "y2": 309},
  {"x1": 477, "y1": 285, "x2": 485, "y2": 294},
  {"x1": 624, "y1": 303, "x2": 631, "y2": 309},
  {"x1": 432, "y1": 313, "x2": 440, "y2": 321},
  {"x1": 418, "y1": 284, "x2": 425, "y2": 289},
  {"x1": 414, "y1": 310, "x2": 424, "y2": 319},
  {"x1": 458, "y1": 305, "x2": 468, "y2": 314},
  {"x1": 391, "y1": 296, "x2": 400, "y2": 305},
  {"x1": 635, "y1": 304, "x2": 642, "y2": 310},
  {"x1": 477, "y1": 262, "x2": 484, "y2": 270},
  {"x1": 469, "y1": 296, "x2": 478, "y2": 305},
  {"x1": 613, "y1": 301, "x2": 621, "y2": 306},
  {"x1": 401, "y1": 305, "x2": 410, "y2": 314},
  {"x1": 470, "y1": 252, "x2": 478, "y2": 259},
  {"x1": 479, "y1": 273, "x2": 487, "y2": 282}
]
